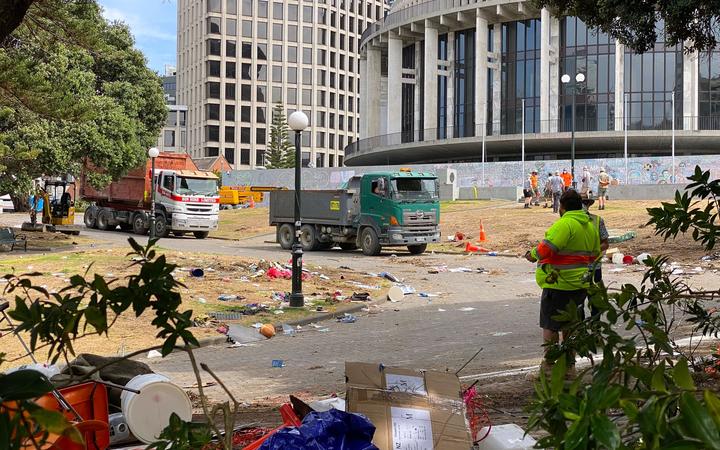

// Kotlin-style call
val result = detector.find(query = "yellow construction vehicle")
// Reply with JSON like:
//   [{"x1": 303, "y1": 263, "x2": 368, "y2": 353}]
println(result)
[
  {"x1": 219, "y1": 185, "x2": 287, "y2": 209},
  {"x1": 22, "y1": 177, "x2": 80, "y2": 235}
]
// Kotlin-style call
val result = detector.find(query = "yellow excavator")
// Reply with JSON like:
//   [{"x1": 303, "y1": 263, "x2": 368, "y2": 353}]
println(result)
[{"x1": 22, "y1": 177, "x2": 80, "y2": 235}]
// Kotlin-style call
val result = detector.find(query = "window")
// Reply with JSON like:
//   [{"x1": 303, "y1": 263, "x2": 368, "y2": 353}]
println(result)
[
  {"x1": 225, "y1": 61, "x2": 236, "y2": 78},
  {"x1": 240, "y1": 149, "x2": 250, "y2": 165},
  {"x1": 339, "y1": 115, "x2": 344, "y2": 130},
  {"x1": 257, "y1": 22, "x2": 267, "y2": 38},
  {"x1": 257, "y1": 64, "x2": 267, "y2": 80},
  {"x1": 303, "y1": 6, "x2": 313, "y2": 22},
  {"x1": 241, "y1": 105, "x2": 251, "y2": 122},
  {"x1": 242, "y1": 20, "x2": 252, "y2": 37},
  {"x1": 163, "y1": 130, "x2": 175, "y2": 147},
  {"x1": 207, "y1": 39, "x2": 221, "y2": 56},
  {"x1": 288, "y1": 46, "x2": 297, "y2": 63},
  {"x1": 162, "y1": 174, "x2": 174, "y2": 190},
  {"x1": 288, "y1": 4, "x2": 298, "y2": 21},
  {"x1": 317, "y1": 69, "x2": 326, "y2": 86},
  {"x1": 453, "y1": 28, "x2": 476, "y2": 138},
  {"x1": 207, "y1": 17, "x2": 221, "y2": 34},
  {"x1": 225, "y1": 83, "x2": 236, "y2": 100},
  {"x1": 330, "y1": 51, "x2": 335, "y2": 67},
  {"x1": 317, "y1": 49, "x2": 326, "y2": 65},
  {"x1": 338, "y1": 155, "x2": 343, "y2": 166},
  {"x1": 257, "y1": 85, "x2": 266, "y2": 102},
  {"x1": 206, "y1": 103, "x2": 220, "y2": 120},
  {"x1": 208, "y1": 60, "x2": 221, "y2": 77},
  {"x1": 227, "y1": 0, "x2": 237, "y2": 14},
  {"x1": 208, "y1": 0, "x2": 221, "y2": 12},
  {"x1": 339, "y1": 94, "x2": 344, "y2": 110},
  {"x1": 257, "y1": 43, "x2": 267, "y2": 59},
  {"x1": 258, "y1": 0, "x2": 267, "y2": 17},
  {"x1": 227, "y1": 40, "x2": 237, "y2": 57},
  {"x1": 241, "y1": 127, "x2": 251, "y2": 143},
  {"x1": 206, "y1": 147, "x2": 220, "y2": 157},
  {"x1": 206, "y1": 81, "x2": 221, "y2": 98},
  {"x1": 287, "y1": 87, "x2": 297, "y2": 104},
  {"x1": 272, "y1": 65, "x2": 282, "y2": 81},
  {"x1": 179, "y1": 111, "x2": 186, "y2": 126},
  {"x1": 316, "y1": 153, "x2": 325, "y2": 167},
  {"x1": 330, "y1": 72, "x2": 335, "y2": 88},
  {"x1": 241, "y1": 84, "x2": 251, "y2": 100},
  {"x1": 257, "y1": 107, "x2": 267, "y2": 123},
  {"x1": 226, "y1": 18, "x2": 237, "y2": 35},
  {"x1": 273, "y1": 44, "x2": 283, "y2": 61},
  {"x1": 241, "y1": 63, "x2": 251, "y2": 80},
  {"x1": 205, "y1": 125, "x2": 220, "y2": 141},
  {"x1": 273, "y1": 23, "x2": 283, "y2": 40},
  {"x1": 316, "y1": 132, "x2": 325, "y2": 147},
  {"x1": 318, "y1": 7, "x2": 327, "y2": 24},
  {"x1": 302, "y1": 151, "x2": 310, "y2": 167},
  {"x1": 303, "y1": 26, "x2": 313, "y2": 43},
  {"x1": 329, "y1": 154, "x2": 335, "y2": 167},
  {"x1": 256, "y1": 128, "x2": 266, "y2": 144},
  {"x1": 256, "y1": 150, "x2": 266, "y2": 166},
  {"x1": 272, "y1": 86, "x2": 282, "y2": 101},
  {"x1": 317, "y1": 90, "x2": 326, "y2": 106},
  {"x1": 329, "y1": 113, "x2": 335, "y2": 128},
  {"x1": 242, "y1": 0, "x2": 252, "y2": 15},
  {"x1": 225, "y1": 148, "x2": 235, "y2": 164},
  {"x1": 302, "y1": 88, "x2": 312, "y2": 105},
  {"x1": 242, "y1": 42, "x2": 251, "y2": 58},
  {"x1": 316, "y1": 110, "x2": 325, "y2": 126},
  {"x1": 303, "y1": 47, "x2": 312, "y2": 64},
  {"x1": 225, "y1": 104, "x2": 235, "y2": 121},
  {"x1": 225, "y1": 126, "x2": 235, "y2": 142},
  {"x1": 288, "y1": 25, "x2": 298, "y2": 41},
  {"x1": 180, "y1": 130, "x2": 186, "y2": 147},
  {"x1": 287, "y1": 67, "x2": 297, "y2": 83},
  {"x1": 273, "y1": 2, "x2": 283, "y2": 19},
  {"x1": 302, "y1": 68, "x2": 312, "y2": 85}
]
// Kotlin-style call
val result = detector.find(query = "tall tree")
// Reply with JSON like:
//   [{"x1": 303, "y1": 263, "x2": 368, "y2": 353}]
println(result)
[
  {"x1": 533, "y1": 0, "x2": 720, "y2": 53},
  {"x1": 0, "y1": 1, "x2": 166, "y2": 203},
  {"x1": 266, "y1": 103, "x2": 294, "y2": 169}
]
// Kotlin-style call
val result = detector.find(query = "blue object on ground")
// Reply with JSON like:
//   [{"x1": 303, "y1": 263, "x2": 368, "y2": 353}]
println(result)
[
  {"x1": 259, "y1": 409, "x2": 378, "y2": 450},
  {"x1": 272, "y1": 359, "x2": 285, "y2": 368}
]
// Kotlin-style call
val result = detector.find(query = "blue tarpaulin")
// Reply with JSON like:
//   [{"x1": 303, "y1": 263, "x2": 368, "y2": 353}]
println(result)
[{"x1": 259, "y1": 409, "x2": 378, "y2": 450}]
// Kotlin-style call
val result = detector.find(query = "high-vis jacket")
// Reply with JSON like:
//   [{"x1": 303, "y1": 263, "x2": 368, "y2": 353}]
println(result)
[{"x1": 530, "y1": 210, "x2": 601, "y2": 290}]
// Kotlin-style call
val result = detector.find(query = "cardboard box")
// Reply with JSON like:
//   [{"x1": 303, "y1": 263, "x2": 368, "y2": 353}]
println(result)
[{"x1": 346, "y1": 362, "x2": 472, "y2": 450}]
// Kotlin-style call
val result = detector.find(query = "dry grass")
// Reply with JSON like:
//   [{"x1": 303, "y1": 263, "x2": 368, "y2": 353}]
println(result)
[{"x1": 211, "y1": 208, "x2": 274, "y2": 240}]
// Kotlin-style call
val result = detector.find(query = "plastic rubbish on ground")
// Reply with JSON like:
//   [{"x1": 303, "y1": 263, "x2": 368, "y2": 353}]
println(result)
[
  {"x1": 272, "y1": 360, "x2": 285, "y2": 368},
  {"x1": 282, "y1": 324, "x2": 297, "y2": 336},
  {"x1": 337, "y1": 313, "x2": 357, "y2": 323},
  {"x1": 147, "y1": 350, "x2": 162, "y2": 358},
  {"x1": 379, "y1": 271, "x2": 399, "y2": 282},
  {"x1": 459, "y1": 307, "x2": 476, "y2": 312},
  {"x1": 258, "y1": 409, "x2": 378, "y2": 450},
  {"x1": 350, "y1": 292, "x2": 370, "y2": 301},
  {"x1": 5, "y1": 363, "x2": 61, "y2": 378},
  {"x1": 637, "y1": 253, "x2": 651, "y2": 264},
  {"x1": 386, "y1": 285, "x2": 404, "y2": 302},
  {"x1": 455, "y1": 231, "x2": 466, "y2": 241},
  {"x1": 418, "y1": 292, "x2": 439, "y2": 298},
  {"x1": 308, "y1": 397, "x2": 346, "y2": 412},
  {"x1": 260, "y1": 323, "x2": 277, "y2": 338},
  {"x1": 622, "y1": 255, "x2": 635, "y2": 265},
  {"x1": 121, "y1": 374, "x2": 192, "y2": 444},
  {"x1": 198, "y1": 297, "x2": 207, "y2": 304},
  {"x1": 449, "y1": 267, "x2": 475, "y2": 273},
  {"x1": 475, "y1": 424, "x2": 536, "y2": 449},
  {"x1": 267, "y1": 267, "x2": 292, "y2": 279},
  {"x1": 190, "y1": 268, "x2": 204, "y2": 277},
  {"x1": 218, "y1": 294, "x2": 239, "y2": 301},
  {"x1": 227, "y1": 324, "x2": 264, "y2": 344},
  {"x1": 608, "y1": 230, "x2": 637, "y2": 244},
  {"x1": 611, "y1": 253, "x2": 625, "y2": 265}
]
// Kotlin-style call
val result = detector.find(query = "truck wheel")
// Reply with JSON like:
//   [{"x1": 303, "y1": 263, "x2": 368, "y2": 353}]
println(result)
[
  {"x1": 132, "y1": 213, "x2": 148, "y2": 235},
  {"x1": 193, "y1": 231, "x2": 209, "y2": 239},
  {"x1": 96, "y1": 209, "x2": 112, "y2": 231},
  {"x1": 407, "y1": 244, "x2": 428, "y2": 255},
  {"x1": 277, "y1": 224, "x2": 294, "y2": 250},
  {"x1": 299, "y1": 224, "x2": 319, "y2": 251},
  {"x1": 84, "y1": 206, "x2": 98, "y2": 229},
  {"x1": 154, "y1": 213, "x2": 169, "y2": 238},
  {"x1": 360, "y1": 228, "x2": 381, "y2": 256},
  {"x1": 339, "y1": 243, "x2": 358, "y2": 251}
]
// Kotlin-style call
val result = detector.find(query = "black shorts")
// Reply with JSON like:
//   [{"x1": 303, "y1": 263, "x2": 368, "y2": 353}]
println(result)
[
  {"x1": 540, "y1": 288, "x2": 587, "y2": 331},
  {"x1": 523, "y1": 189, "x2": 533, "y2": 198}
]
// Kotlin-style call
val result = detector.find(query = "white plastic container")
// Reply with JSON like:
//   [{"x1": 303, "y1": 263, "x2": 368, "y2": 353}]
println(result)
[
  {"x1": 611, "y1": 252, "x2": 625, "y2": 265},
  {"x1": 637, "y1": 253, "x2": 651, "y2": 264},
  {"x1": 120, "y1": 373, "x2": 192, "y2": 444},
  {"x1": 476, "y1": 424, "x2": 537, "y2": 450}
]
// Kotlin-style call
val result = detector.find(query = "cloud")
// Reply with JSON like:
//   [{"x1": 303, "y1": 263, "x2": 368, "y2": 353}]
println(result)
[{"x1": 102, "y1": 6, "x2": 175, "y2": 41}]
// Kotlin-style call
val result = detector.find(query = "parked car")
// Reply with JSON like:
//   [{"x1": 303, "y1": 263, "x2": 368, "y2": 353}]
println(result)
[{"x1": 0, "y1": 194, "x2": 14, "y2": 213}]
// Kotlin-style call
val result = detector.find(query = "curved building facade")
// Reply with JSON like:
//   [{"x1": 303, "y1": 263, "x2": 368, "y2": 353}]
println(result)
[{"x1": 347, "y1": 0, "x2": 720, "y2": 166}]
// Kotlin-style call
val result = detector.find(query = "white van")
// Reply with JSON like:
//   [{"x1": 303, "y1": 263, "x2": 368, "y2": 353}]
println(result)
[{"x1": 0, "y1": 194, "x2": 14, "y2": 213}]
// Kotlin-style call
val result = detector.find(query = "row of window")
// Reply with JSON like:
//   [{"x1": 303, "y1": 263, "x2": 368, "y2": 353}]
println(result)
[
  {"x1": 203, "y1": 147, "x2": 345, "y2": 168},
  {"x1": 203, "y1": 125, "x2": 352, "y2": 151},
  {"x1": 207, "y1": 0, "x2": 385, "y2": 22}
]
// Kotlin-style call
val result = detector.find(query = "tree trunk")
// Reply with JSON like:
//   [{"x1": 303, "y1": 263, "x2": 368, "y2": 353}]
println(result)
[
  {"x1": 0, "y1": 0, "x2": 36, "y2": 43},
  {"x1": 11, "y1": 194, "x2": 29, "y2": 212}
]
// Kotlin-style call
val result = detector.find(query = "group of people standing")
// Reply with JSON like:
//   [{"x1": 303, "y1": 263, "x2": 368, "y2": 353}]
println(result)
[{"x1": 523, "y1": 167, "x2": 612, "y2": 212}]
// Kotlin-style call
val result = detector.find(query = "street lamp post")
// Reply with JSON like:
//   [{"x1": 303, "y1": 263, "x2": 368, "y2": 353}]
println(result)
[
  {"x1": 148, "y1": 147, "x2": 160, "y2": 240},
  {"x1": 287, "y1": 111, "x2": 309, "y2": 307},
  {"x1": 561, "y1": 72, "x2": 585, "y2": 188}
]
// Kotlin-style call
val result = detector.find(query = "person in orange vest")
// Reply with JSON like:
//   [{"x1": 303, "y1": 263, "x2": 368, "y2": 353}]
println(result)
[
  {"x1": 530, "y1": 171, "x2": 540, "y2": 206},
  {"x1": 560, "y1": 168, "x2": 573, "y2": 191}
]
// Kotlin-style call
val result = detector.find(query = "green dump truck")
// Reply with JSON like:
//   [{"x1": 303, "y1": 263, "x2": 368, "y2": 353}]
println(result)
[{"x1": 269, "y1": 170, "x2": 441, "y2": 256}]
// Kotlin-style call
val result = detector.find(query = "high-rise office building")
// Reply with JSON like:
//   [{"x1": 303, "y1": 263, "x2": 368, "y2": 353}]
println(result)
[{"x1": 177, "y1": 0, "x2": 388, "y2": 169}]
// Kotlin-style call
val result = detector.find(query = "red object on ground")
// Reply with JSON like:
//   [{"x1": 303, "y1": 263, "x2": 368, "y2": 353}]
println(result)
[
  {"x1": 466, "y1": 242, "x2": 480, "y2": 252},
  {"x1": 34, "y1": 382, "x2": 110, "y2": 450},
  {"x1": 623, "y1": 255, "x2": 634, "y2": 265},
  {"x1": 242, "y1": 403, "x2": 302, "y2": 450},
  {"x1": 464, "y1": 385, "x2": 492, "y2": 443},
  {"x1": 479, "y1": 221, "x2": 487, "y2": 242},
  {"x1": 454, "y1": 231, "x2": 465, "y2": 241}
]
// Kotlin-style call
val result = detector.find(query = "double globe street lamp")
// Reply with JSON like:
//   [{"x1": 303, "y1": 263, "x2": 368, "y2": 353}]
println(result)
[
  {"x1": 147, "y1": 147, "x2": 160, "y2": 240},
  {"x1": 287, "y1": 111, "x2": 309, "y2": 307},
  {"x1": 560, "y1": 72, "x2": 585, "y2": 187}
]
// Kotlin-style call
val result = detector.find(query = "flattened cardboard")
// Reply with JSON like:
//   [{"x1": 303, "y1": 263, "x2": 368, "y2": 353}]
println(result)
[{"x1": 346, "y1": 362, "x2": 472, "y2": 450}]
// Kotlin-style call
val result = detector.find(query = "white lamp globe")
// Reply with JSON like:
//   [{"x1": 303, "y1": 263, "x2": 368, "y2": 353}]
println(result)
[
  {"x1": 576, "y1": 73, "x2": 586, "y2": 83},
  {"x1": 148, "y1": 147, "x2": 160, "y2": 158},
  {"x1": 561, "y1": 74, "x2": 571, "y2": 84},
  {"x1": 288, "y1": 111, "x2": 310, "y2": 131}
]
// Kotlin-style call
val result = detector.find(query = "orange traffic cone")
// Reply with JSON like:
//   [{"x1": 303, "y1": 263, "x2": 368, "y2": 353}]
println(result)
[
  {"x1": 465, "y1": 242, "x2": 480, "y2": 253},
  {"x1": 478, "y1": 220, "x2": 487, "y2": 242},
  {"x1": 248, "y1": 196, "x2": 255, "y2": 208}
]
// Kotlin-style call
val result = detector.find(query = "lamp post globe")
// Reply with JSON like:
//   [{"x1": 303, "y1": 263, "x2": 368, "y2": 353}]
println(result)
[
  {"x1": 288, "y1": 111, "x2": 309, "y2": 308},
  {"x1": 147, "y1": 147, "x2": 159, "y2": 240},
  {"x1": 561, "y1": 74, "x2": 570, "y2": 84},
  {"x1": 575, "y1": 73, "x2": 585, "y2": 83}
]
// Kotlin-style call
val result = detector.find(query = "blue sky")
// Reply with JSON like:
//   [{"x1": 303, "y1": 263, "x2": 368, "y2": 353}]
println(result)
[{"x1": 99, "y1": 0, "x2": 177, "y2": 74}]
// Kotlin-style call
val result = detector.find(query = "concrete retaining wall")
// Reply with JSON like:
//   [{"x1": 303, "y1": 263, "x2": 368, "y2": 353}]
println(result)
[{"x1": 457, "y1": 184, "x2": 688, "y2": 201}]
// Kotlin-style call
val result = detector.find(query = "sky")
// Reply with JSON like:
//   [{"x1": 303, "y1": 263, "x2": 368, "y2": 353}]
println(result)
[{"x1": 99, "y1": 0, "x2": 177, "y2": 74}]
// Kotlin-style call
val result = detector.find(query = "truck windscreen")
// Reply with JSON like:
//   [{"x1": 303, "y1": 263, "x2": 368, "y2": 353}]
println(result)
[
  {"x1": 390, "y1": 178, "x2": 438, "y2": 201},
  {"x1": 176, "y1": 177, "x2": 219, "y2": 196}
]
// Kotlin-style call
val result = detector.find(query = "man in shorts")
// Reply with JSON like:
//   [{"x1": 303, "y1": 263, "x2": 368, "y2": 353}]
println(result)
[
  {"x1": 526, "y1": 190, "x2": 601, "y2": 369},
  {"x1": 597, "y1": 168, "x2": 611, "y2": 210},
  {"x1": 523, "y1": 174, "x2": 533, "y2": 208}
]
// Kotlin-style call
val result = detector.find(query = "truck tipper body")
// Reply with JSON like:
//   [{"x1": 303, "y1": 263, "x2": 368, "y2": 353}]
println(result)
[
  {"x1": 81, "y1": 153, "x2": 220, "y2": 239},
  {"x1": 269, "y1": 170, "x2": 440, "y2": 255}
]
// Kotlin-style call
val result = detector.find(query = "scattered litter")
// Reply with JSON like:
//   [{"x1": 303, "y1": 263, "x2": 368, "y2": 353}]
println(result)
[
  {"x1": 623, "y1": 255, "x2": 635, "y2": 265},
  {"x1": 609, "y1": 268, "x2": 626, "y2": 273},
  {"x1": 476, "y1": 423, "x2": 536, "y2": 449},
  {"x1": 228, "y1": 342, "x2": 256, "y2": 348},
  {"x1": 227, "y1": 324, "x2": 265, "y2": 344},
  {"x1": 449, "y1": 267, "x2": 474, "y2": 273},
  {"x1": 387, "y1": 285, "x2": 405, "y2": 302},
  {"x1": 273, "y1": 310, "x2": 285, "y2": 315},
  {"x1": 437, "y1": 308, "x2": 446, "y2": 312},
  {"x1": 319, "y1": 274, "x2": 330, "y2": 280},
  {"x1": 611, "y1": 253, "x2": 625, "y2": 265},
  {"x1": 337, "y1": 313, "x2": 357, "y2": 323},
  {"x1": 701, "y1": 253, "x2": 720, "y2": 262},
  {"x1": 282, "y1": 324, "x2": 297, "y2": 336},
  {"x1": 205, "y1": 267, "x2": 216, "y2": 272},
  {"x1": 147, "y1": 350, "x2": 162, "y2": 358},
  {"x1": 347, "y1": 281, "x2": 380, "y2": 290},
  {"x1": 350, "y1": 292, "x2": 370, "y2": 302},
  {"x1": 217, "y1": 294, "x2": 239, "y2": 301},
  {"x1": 309, "y1": 397, "x2": 346, "y2": 412},
  {"x1": 428, "y1": 265, "x2": 448, "y2": 274},
  {"x1": 458, "y1": 307, "x2": 476, "y2": 312},
  {"x1": 198, "y1": 297, "x2": 207, "y2": 304},
  {"x1": 608, "y1": 230, "x2": 637, "y2": 243},
  {"x1": 271, "y1": 359, "x2": 285, "y2": 368},
  {"x1": 637, "y1": 253, "x2": 651, "y2": 264},
  {"x1": 189, "y1": 268, "x2": 204, "y2": 277},
  {"x1": 259, "y1": 323, "x2": 276, "y2": 338},
  {"x1": 379, "y1": 271, "x2": 400, "y2": 282},
  {"x1": 491, "y1": 332, "x2": 512, "y2": 337},
  {"x1": 267, "y1": 267, "x2": 292, "y2": 279},
  {"x1": 418, "y1": 292, "x2": 439, "y2": 298}
]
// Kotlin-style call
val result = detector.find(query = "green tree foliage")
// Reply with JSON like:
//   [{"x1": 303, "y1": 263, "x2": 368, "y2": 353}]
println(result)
[
  {"x1": 266, "y1": 103, "x2": 295, "y2": 169},
  {"x1": 532, "y1": 0, "x2": 720, "y2": 53},
  {"x1": 527, "y1": 166, "x2": 720, "y2": 449},
  {"x1": 0, "y1": 0, "x2": 166, "y2": 200}
]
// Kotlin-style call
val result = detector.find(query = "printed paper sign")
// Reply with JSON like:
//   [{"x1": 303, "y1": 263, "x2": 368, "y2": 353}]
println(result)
[
  {"x1": 385, "y1": 373, "x2": 427, "y2": 395},
  {"x1": 391, "y1": 407, "x2": 434, "y2": 450}
]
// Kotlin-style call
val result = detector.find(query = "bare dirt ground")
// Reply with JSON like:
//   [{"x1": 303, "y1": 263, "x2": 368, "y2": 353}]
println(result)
[{"x1": 211, "y1": 207, "x2": 274, "y2": 240}]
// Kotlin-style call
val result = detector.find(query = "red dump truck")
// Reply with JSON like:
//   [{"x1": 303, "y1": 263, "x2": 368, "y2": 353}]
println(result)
[{"x1": 81, "y1": 153, "x2": 220, "y2": 239}]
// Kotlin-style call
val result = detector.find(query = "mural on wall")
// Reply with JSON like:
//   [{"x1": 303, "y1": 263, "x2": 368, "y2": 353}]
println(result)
[{"x1": 225, "y1": 156, "x2": 720, "y2": 190}]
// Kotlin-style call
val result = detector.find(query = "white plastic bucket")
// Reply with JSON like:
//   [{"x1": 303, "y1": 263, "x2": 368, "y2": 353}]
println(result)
[
  {"x1": 611, "y1": 253, "x2": 625, "y2": 265},
  {"x1": 120, "y1": 373, "x2": 192, "y2": 444}
]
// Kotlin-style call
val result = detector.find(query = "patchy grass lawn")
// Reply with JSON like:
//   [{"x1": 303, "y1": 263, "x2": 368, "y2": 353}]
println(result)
[
  {"x1": 211, "y1": 207, "x2": 275, "y2": 240},
  {"x1": 0, "y1": 246, "x2": 386, "y2": 367}
]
